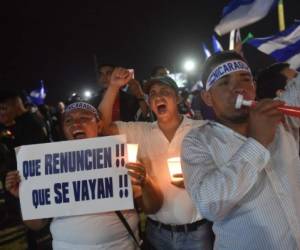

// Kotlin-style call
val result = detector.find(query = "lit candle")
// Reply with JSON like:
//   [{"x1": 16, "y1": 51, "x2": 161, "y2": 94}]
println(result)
[
  {"x1": 127, "y1": 144, "x2": 139, "y2": 163},
  {"x1": 167, "y1": 157, "x2": 183, "y2": 181}
]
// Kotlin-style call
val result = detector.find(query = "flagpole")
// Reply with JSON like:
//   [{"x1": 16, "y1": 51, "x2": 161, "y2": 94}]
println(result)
[
  {"x1": 278, "y1": 0, "x2": 285, "y2": 31},
  {"x1": 229, "y1": 30, "x2": 235, "y2": 50}
]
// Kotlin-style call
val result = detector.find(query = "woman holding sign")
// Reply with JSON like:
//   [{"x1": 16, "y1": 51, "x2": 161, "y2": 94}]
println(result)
[{"x1": 5, "y1": 100, "x2": 162, "y2": 250}]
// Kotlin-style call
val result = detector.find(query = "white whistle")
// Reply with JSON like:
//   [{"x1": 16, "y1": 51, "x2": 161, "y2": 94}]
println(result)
[{"x1": 235, "y1": 94, "x2": 255, "y2": 109}]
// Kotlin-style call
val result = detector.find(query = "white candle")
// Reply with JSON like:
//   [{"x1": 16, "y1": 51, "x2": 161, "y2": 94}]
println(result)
[
  {"x1": 127, "y1": 144, "x2": 139, "y2": 163},
  {"x1": 167, "y1": 157, "x2": 183, "y2": 181}
]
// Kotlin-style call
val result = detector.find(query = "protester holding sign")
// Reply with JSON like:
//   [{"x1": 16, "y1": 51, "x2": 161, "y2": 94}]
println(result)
[
  {"x1": 5, "y1": 100, "x2": 157, "y2": 250},
  {"x1": 99, "y1": 68, "x2": 214, "y2": 250}
]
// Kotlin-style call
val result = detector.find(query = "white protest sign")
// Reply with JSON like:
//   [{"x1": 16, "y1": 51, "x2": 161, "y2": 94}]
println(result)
[{"x1": 16, "y1": 135, "x2": 134, "y2": 220}]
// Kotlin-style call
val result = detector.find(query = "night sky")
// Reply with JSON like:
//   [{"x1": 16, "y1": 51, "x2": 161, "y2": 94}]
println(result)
[{"x1": 1, "y1": 0, "x2": 299, "y2": 104}]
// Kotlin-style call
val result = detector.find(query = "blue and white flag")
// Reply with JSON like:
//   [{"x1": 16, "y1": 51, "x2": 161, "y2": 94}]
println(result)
[
  {"x1": 202, "y1": 43, "x2": 212, "y2": 59},
  {"x1": 215, "y1": 0, "x2": 278, "y2": 35},
  {"x1": 248, "y1": 20, "x2": 300, "y2": 71},
  {"x1": 30, "y1": 80, "x2": 46, "y2": 105},
  {"x1": 212, "y1": 35, "x2": 224, "y2": 53}
]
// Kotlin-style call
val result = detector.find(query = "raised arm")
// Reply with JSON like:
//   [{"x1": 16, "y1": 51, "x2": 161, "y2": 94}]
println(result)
[
  {"x1": 127, "y1": 79, "x2": 149, "y2": 119},
  {"x1": 98, "y1": 67, "x2": 132, "y2": 135}
]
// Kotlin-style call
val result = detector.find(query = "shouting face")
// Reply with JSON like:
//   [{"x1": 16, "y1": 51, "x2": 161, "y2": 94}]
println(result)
[
  {"x1": 63, "y1": 109, "x2": 102, "y2": 140},
  {"x1": 148, "y1": 83, "x2": 179, "y2": 121}
]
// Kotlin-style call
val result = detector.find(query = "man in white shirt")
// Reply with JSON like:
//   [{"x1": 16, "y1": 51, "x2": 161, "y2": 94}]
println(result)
[
  {"x1": 99, "y1": 68, "x2": 213, "y2": 250},
  {"x1": 182, "y1": 51, "x2": 300, "y2": 250}
]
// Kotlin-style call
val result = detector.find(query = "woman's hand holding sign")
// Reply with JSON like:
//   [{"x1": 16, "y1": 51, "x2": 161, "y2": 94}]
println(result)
[{"x1": 5, "y1": 170, "x2": 21, "y2": 198}]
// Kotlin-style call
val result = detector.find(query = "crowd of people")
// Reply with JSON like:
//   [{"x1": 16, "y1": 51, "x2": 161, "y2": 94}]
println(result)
[{"x1": 1, "y1": 47, "x2": 300, "y2": 250}]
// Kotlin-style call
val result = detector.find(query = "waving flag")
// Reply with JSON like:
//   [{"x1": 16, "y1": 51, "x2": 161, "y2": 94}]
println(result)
[
  {"x1": 30, "y1": 80, "x2": 46, "y2": 105},
  {"x1": 212, "y1": 35, "x2": 224, "y2": 53},
  {"x1": 248, "y1": 20, "x2": 300, "y2": 71},
  {"x1": 215, "y1": 0, "x2": 278, "y2": 35}
]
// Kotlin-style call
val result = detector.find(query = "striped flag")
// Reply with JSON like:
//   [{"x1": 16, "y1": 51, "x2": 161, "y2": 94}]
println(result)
[
  {"x1": 215, "y1": 0, "x2": 278, "y2": 35},
  {"x1": 248, "y1": 20, "x2": 300, "y2": 71}
]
